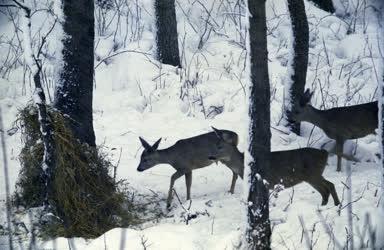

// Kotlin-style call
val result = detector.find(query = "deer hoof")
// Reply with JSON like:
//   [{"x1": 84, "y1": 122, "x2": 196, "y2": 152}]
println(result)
[{"x1": 321, "y1": 200, "x2": 327, "y2": 206}]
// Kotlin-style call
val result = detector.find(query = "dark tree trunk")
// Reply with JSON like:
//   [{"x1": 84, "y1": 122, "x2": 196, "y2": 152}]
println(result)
[
  {"x1": 286, "y1": 0, "x2": 309, "y2": 135},
  {"x1": 308, "y1": 0, "x2": 335, "y2": 13},
  {"x1": 381, "y1": 1, "x2": 384, "y2": 211},
  {"x1": 55, "y1": 0, "x2": 96, "y2": 147},
  {"x1": 247, "y1": 0, "x2": 271, "y2": 249},
  {"x1": 155, "y1": 0, "x2": 181, "y2": 67},
  {"x1": 381, "y1": 59, "x2": 384, "y2": 211}
]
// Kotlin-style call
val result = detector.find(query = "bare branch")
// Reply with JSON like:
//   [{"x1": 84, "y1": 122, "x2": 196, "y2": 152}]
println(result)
[
  {"x1": 11, "y1": 0, "x2": 31, "y2": 16},
  {"x1": 0, "y1": 4, "x2": 17, "y2": 8}
]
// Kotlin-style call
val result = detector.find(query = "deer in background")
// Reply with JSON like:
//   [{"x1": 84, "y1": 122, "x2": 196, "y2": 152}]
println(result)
[
  {"x1": 209, "y1": 133, "x2": 341, "y2": 206},
  {"x1": 289, "y1": 89, "x2": 378, "y2": 171},
  {"x1": 137, "y1": 127, "x2": 240, "y2": 209}
]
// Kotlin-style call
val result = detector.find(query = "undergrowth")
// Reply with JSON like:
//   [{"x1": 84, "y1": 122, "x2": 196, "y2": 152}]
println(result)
[{"x1": 12, "y1": 103, "x2": 165, "y2": 239}]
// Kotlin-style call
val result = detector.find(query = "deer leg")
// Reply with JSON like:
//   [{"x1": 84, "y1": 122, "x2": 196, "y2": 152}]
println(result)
[
  {"x1": 185, "y1": 171, "x2": 192, "y2": 200},
  {"x1": 229, "y1": 171, "x2": 238, "y2": 194},
  {"x1": 318, "y1": 181, "x2": 332, "y2": 205},
  {"x1": 307, "y1": 180, "x2": 329, "y2": 206},
  {"x1": 323, "y1": 178, "x2": 340, "y2": 206},
  {"x1": 336, "y1": 139, "x2": 344, "y2": 172},
  {"x1": 167, "y1": 170, "x2": 185, "y2": 209}
]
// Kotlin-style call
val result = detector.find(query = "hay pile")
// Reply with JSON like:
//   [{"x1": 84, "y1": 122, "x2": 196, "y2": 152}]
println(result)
[{"x1": 14, "y1": 104, "x2": 139, "y2": 238}]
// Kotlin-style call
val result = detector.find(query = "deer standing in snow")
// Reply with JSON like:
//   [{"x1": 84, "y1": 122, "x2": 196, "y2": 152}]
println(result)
[
  {"x1": 209, "y1": 133, "x2": 341, "y2": 206},
  {"x1": 289, "y1": 89, "x2": 377, "y2": 171},
  {"x1": 137, "y1": 127, "x2": 240, "y2": 208}
]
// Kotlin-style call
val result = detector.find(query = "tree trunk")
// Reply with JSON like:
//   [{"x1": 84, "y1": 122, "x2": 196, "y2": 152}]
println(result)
[
  {"x1": 380, "y1": 3, "x2": 384, "y2": 212},
  {"x1": 308, "y1": 0, "x2": 335, "y2": 13},
  {"x1": 381, "y1": 51, "x2": 384, "y2": 211},
  {"x1": 34, "y1": 66, "x2": 56, "y2": 208},
  {"x1": 375, "y1": 0, "x2": 384, "y2": 225},
  {"x1": 155, "y1": 0, "x2": 181, "y2": 67},
  {"x1": 54, "y1": 0, "x2": 96, "y2": 147},
  {"x1": 286, "y1": 0, "x2": 309, "y2": 135},
  {"x1": 246, "y1": 0, "x2": 271, "y2": 248},
  {"x1": 17, "y1": 3, "x2": 56, "y2": 209}
]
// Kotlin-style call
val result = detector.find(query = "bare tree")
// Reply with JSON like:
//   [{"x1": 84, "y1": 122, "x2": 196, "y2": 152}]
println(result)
[
  {"x1": 246, "y1": 0, "x2": 271, "y2": 248},
  {"x1": 54, "y1": 0, "x2": 96, "y2": 146},
  {"x1": 155, "y1": 0, "x2": 181, "y2": 67},
  {"x1": 286, "y1": 0, "x2": 309, "y2": 135},
  {"x1": 7, "y1": 0, "x2": 56, "y2": 208}
]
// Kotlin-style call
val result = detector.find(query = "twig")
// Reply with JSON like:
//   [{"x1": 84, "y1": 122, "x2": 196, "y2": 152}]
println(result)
[
  {"x1": 113, "y1": 147, "x2": 123, "y2": 181},
  {"x1": 317, "y1": 211, "x2": 343, "y2": 249},
  {"x1": 11, "y1": 0, "x2": 30, "y2": 14},
  {"x1": 140, "y1": 235, "x2": 152, "y2": 250},
  {"x1": 0, "y1": 4, "x2": 17, "y2": 8},
  {"x1": 298, "y1": 216, "x2": 312, "y2": 250},
  {"x1": 95, "y1": 49, "x2": 152, "y2": 69}
]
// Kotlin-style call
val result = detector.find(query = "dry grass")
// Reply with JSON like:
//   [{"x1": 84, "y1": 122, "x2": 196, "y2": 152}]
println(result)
[{"x1": 13, "y1": 104, "x2": 159, "y2": 239}]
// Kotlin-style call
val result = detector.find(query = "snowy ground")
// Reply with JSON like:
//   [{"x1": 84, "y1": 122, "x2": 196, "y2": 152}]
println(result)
[{"x1": 1, "y1": 0, "x2": 384, "y2": 249}]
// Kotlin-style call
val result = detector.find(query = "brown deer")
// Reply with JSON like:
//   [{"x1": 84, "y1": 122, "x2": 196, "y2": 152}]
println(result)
[
  {"x1": 137, "y1": 127, "x2": 239, "y2": 208},
  {"x1": 209, "y1": 133, "x2": 341, "y2": 206},
  {"x1": 289, "y1": 89, "x2": 377, "y2": 171}
]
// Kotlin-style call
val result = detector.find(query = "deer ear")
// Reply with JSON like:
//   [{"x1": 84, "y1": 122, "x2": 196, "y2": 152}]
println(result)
[
  {"x1": 139, "y1": 137, "x2": 151, "y2": 150},
  {"x1": 300, "y1": 89, "x2": 313, "y2": 106},
  {"x1": 211, "y1": 126, "x2": 223, "y2": 139},
  {"x1": 304, "y1": 89, "x2": 314, "y2": 99},
  {"x1": 152, "y1": 138, "x2": 162, "y2": 150}
]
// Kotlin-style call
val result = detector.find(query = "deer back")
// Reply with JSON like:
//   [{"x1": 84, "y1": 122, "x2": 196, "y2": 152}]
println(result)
[
  {"x1": 137, "y1": 129, "x2": 238, "y2": 172},
  {"x1": 168, "y1": 130, "x2": 238, "y2": 168},
  {"x1": 319, "y1": 101, "x2": 378, "y2": 139},
  {"x1": 267, "y1": 148, "x2": 328, "y2": 188},
  {"x1": 208, "y1": 139, "x2": 329, "y2": 189},
  {"x1": 292, "y1": 89, "x2": 378, "y2": 140}
]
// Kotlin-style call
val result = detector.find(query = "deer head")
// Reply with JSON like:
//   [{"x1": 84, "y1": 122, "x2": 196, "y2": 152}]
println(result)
[
  {"x1": 289, "y1": 88, "x2": 314, "y2": 122},
  {"x1": 137, "y1": 137, "x2": 162, "y2": 172}
]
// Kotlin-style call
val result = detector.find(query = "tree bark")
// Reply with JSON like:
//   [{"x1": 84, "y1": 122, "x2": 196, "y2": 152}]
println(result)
[
  {"x1": 381, "y1": 47, "x2": 384, "y2": 211},
  {"x1": 308, "y1": 0, "x2": 335, "y2": 13},
  {"x1": 155, "y1": 0, "x2": 181, "y2": 67},
  {"x1": 286, "y1": 0, "x2": 309, "y2": 135},
  {"x1": 382, "y1": 75, "x2": 384, "y2": 211},
  {"x1": 55, "y1": 0, "x2": 96, "y2": 147},
  {"x1": 246, "y1": 0, "x2": 271, "y2": 248},
  {"x1": 380, "y1": 2, "x2": 384, "y2": 212}
]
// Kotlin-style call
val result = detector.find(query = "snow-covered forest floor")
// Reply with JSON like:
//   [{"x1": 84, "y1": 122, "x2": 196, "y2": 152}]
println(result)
[{"x1": 1, "y1": 0, "x2": 384, "y2": 249}]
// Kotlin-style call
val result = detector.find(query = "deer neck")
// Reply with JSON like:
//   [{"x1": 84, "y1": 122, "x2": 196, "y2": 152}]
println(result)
[
  {"x1": 155, "y1": 148, "x2": 174, "y2": 165},
  {"x1": 303, "y1": 106, "x2": 328, "y2": 128}
]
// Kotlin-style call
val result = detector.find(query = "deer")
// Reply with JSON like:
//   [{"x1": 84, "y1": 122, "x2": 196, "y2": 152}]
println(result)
[
  {"x1": 208, "y1": 134, "x2": 341, "y2": 206},
  {"x1": 289, "y1": 89, "x2": 378, "y2": 171},
  {"x1": 137, "y1": 127, "x2": 240, "y2": 209}
]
